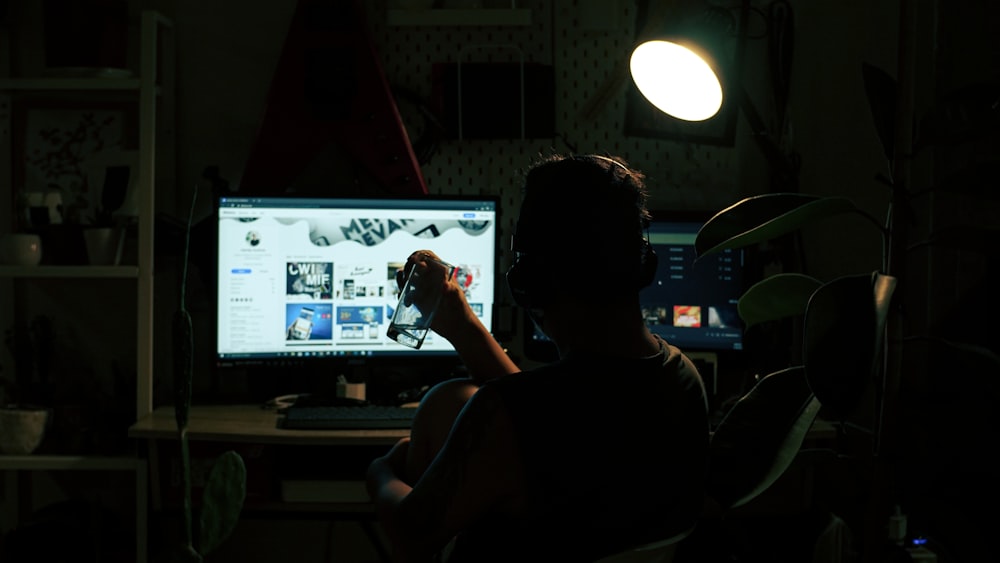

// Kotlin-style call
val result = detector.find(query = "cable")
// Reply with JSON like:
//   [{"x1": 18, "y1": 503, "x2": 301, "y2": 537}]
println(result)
[{"x1": 179, "y1": 182, "x2": 198, "y2": 309}]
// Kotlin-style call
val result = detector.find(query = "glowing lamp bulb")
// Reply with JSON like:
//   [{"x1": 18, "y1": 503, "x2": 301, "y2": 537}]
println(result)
[{"x1": 630, "y1": 40, "x2": 724, "y2": 122}]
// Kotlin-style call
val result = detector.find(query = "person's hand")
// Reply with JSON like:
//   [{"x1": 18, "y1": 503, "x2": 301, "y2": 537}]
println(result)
[
  {"x1": 395, "y1": 251, "x2": 450, "y2": 310},
  {"x1": 395, "y1": 249, "x2": 451, "y2": 293},
  {"x1": 397, "y1": 250, "x2": 480, "y2": 341}
]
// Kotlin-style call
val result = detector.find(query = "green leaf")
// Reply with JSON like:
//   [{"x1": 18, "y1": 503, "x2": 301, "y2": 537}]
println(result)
[
  {"x1": 708, "y1": 366, "x2": 821, "y2": 510},
  {"x1": 803, "y1": 272, "x2": 897, "y2": 419},
  {"x1": 198, "y1": 450, "x2": 247, "y2": 556},
  {"x1": 738, "y1": 273, "x2": 822, "y2": 328},
  {"x1": 695, "y1": 194, "x2": 859, "y2": 258}
]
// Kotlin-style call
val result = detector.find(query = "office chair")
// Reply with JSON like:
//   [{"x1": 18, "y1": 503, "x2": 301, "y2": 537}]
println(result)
[{"x1": 596, "y1": 365, "x2": 822, "y2": 563}]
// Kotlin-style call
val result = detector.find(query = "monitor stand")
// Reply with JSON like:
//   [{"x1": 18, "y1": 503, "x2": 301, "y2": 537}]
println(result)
[{"x1": 687, "y1": 351, "x2": 719, "y2": 397}]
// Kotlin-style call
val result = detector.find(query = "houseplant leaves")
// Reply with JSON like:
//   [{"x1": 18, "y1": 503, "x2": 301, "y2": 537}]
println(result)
[
  {"x1": 707, "y1": 366, "x2": 821, "y2": 510},
  {"x1": 695, "y1": 193, "x2": 859, "y2": 259},
  {"x1": 199, "y1": 450, "x2": 247, "y2": 555},
  {"x1": 803, "y1": 272, "x2": 897, "y2": 419},
  {"x1": 737, "y1": 273, "x2": 822, "y2": 328}
]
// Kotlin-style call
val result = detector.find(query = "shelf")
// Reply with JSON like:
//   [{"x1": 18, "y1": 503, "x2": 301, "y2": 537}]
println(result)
[
  {"x1": 0, "y1": 454, "x2": 141, "y2": 471},
  {"x1": 0, "y1": 265, "x2": 139, "y2": 278},
  {"x1": 0, "y1": 78, "x2": 142, "y2": 91},
  {"x1": 386, "y1": 8, "x2": 532, "y2": 26},
  {"x1": 0, "y1": 12, "x2": 169, "y2": 561}
]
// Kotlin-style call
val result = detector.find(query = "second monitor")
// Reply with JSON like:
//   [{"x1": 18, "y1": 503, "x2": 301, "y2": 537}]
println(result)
[{"x1": 523, "y1": 210, "x2": 746, "y2": 364}]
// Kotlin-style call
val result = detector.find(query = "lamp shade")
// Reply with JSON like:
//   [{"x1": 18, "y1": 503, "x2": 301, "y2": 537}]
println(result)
[
  {"x1": 630, "y1": 39, "x2": 724, "y2": 122},
  {"x1": 628, "y1": 1, "x2": 741, "y2": 124}
]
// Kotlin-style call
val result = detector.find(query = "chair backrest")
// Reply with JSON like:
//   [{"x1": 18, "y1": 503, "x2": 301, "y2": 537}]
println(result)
[
  {"x1": 594, "y1": 365, "x2": 821, "y2": 563},
  {"x1": 706, "y1": 365, "x2": 822, "y2": 509}
]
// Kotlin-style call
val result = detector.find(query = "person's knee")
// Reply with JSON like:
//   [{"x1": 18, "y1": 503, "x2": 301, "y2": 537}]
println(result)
[
  {"x1": 418, "y1": 378, "x2": 479, "y2": 415},
  {"x1": 412, "y1": 378, "x2": 479, "y2": 439},
  {"x1": 405, "y1": 378, "x2": 479, "y2": 483}
]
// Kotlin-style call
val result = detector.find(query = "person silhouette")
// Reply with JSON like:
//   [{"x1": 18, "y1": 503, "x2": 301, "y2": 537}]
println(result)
[{"x1": 367, "y1": 154, "x2": 710, "y2": 563}]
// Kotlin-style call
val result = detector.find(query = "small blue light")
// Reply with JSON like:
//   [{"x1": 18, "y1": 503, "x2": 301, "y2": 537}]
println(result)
[{"x1": 911, "y1": 537, "x2": 927, "y2": 546}]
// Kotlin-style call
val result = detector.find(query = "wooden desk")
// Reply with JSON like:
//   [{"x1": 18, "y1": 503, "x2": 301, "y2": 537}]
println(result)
[
  {"x1": 129, "y1": 405, "x2": 408, "y2": 502},
  {"x1": 128, "y1": 404, "x2": 409, "y2": 446},
  {"x1": 129, "y1": 405, "x2": 409, "y2": 513},
  {"x1": 128, "y1": 405, "x2": 839, "y2": 560},
  {"x1": 129, "y1": 405, "x2": 403, "y2": 561},
  {"x1": 128, "y1": 404, "x2": 408, "y2": 511},
  {"x1": 128, "y1": 404, "x2": 410, "y2": 510}
]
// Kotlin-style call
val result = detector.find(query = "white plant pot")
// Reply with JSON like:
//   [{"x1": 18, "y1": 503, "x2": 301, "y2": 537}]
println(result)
[
  {"x1": 0, "y1": 407, "x2": 50, "y2": 455},
  {"x1": 83, "y1": 227, "x2": 125, "y2": 266}
]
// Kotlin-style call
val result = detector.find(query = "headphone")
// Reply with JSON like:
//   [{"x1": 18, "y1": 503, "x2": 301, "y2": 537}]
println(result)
[{"x1": 506, "y1": 156, "x2": 658, "y2": 310}]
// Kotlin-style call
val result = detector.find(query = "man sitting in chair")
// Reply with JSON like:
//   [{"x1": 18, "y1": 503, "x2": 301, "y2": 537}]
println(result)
[{"x1": 367, "y1": 154, "x2": 710, "y2": 562}]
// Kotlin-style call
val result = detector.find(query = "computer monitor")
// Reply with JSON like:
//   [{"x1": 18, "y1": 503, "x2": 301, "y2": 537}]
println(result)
[
  {"x1": 640, "y1": 210, "x2": 745, "y2": 352},
  {"x1": 522, "y1": 210, "x2": 746, "y2": 362},
  {"x1": 214, "y1": 194, "x2": 500, "y2": 375}
]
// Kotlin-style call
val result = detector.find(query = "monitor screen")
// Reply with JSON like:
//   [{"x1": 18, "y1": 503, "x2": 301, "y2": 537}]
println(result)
[
  {"x1": 640, "y1": 211, "x2": 745, "y2": 352},
  {"x1": 521, "y1": 210, "x2": 745, "y2": 361},
  {"x1": 214, "y1": 194, "x2": 499, "y2": 368}
]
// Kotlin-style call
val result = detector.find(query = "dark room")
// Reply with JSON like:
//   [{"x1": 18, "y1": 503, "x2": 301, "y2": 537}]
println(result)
[{"x1": 0, "y1": 1, "x2": 997, "y2": 562}]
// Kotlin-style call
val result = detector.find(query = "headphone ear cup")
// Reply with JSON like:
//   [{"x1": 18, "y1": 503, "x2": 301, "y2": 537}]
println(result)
[
  {"x1": 506, "y1": 256, "x2": 549, "y2": 309},
  {"x1": 637, "y1": 240, "x2": 657, "y2": 289}
]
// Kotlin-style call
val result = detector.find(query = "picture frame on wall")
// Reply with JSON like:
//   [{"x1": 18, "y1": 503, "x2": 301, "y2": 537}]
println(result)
[{"x1": 12, "y1": 97, "x2": 137, "y2": 230}]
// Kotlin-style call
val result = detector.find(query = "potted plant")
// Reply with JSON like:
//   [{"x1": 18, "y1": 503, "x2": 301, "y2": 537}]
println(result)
[
  {"x1": 16, "y1": 105, "x2": 129, "y2": 265},
  {"x1": 1, "y1": 319, "x2": 54, "y2": 455},
  {"x1": 81, "y1": 219, "x2": 126, "y2": 267},
  {"x1": 169, "y1": 181, "x2": 246, "y2": 561},
  {"x1": 82, "y1": 150, "x2": 139, "y2": 265},
  {"x1": 693, "y1": 64, "x2": 999, "y2": 561}
]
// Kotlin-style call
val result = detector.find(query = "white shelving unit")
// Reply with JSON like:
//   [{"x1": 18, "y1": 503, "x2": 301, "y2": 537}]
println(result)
[
  {"x1": 0, "y1": 265, "x2": 139, "y2": 278},
  {"x1": 0, "y1": 11, "x2": 173, "y2": 563}
]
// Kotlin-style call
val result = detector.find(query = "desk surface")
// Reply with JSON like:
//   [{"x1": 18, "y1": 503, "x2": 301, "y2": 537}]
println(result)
[
  {"x1": 130, "y1": 404, "x2": 839, "y2": 447},
  {"x1": 128, "y1": 405, "x2": 409, "y2": 446}
]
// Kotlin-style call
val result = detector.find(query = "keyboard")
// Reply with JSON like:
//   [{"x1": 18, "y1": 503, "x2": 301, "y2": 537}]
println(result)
[{"x1": 281, "y1": 404, "x2": 417, "y2": 430}]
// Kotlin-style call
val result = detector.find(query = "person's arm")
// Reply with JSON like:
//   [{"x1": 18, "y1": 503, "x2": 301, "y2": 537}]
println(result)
[
  {"x1": 400, "y1": 251, "x2": 519, "y2": 385},
  {"x1": 443, "y1": 309, "x2": 518, "y2": 385},
  {"x1": 366, "y1": 385, "x2": 522, "y2": 563}
]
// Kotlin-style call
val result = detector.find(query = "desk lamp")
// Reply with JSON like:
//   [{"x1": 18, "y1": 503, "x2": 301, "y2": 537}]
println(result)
[
  {"x1": 628, "y1": 2, "x2": 741, "y2": 122},
  {"x1": 629, "y1": 0, "x2": 796, "y2": 188}
]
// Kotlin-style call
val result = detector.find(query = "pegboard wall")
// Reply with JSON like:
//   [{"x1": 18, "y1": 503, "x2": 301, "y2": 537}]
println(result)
[{"x1": 366, "y1": 0, "x2": 750, "y2": 244}]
